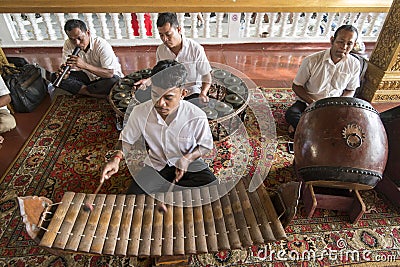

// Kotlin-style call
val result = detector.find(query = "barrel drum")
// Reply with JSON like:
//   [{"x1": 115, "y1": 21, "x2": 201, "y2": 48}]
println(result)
[{"x1": 294, "y1": 97, "x2": 388, "y2": 190}]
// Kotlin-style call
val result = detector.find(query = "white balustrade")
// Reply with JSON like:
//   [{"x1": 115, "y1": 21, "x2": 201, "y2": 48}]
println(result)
[
  {"x1": 27, "y1": 13, "x2": 44, "y2": 41},
  {"x1": 150, "y1": 13, "x2": 159, "y2": 38},
  {"x1": 123, "y1": 13, "x2": 134, "y2": 39},
  {"x1": 55, "y1": 13, "x2": 67, "y2": 40},
  {"x1": 0, "y1": 11, "x2": 387, "y2": 47},
  {"x1": 111, "y1": 13, "x2": 122, "y2": 39},
  {"x1": 11, "y1": 13, "x2": 29, "y2": 41},
  {"x1": 190, "y1": 13, "x2": 199, "y2": 39},
  {"x1": 42, "y1": 13, "x2": 57, "y2": 40},
  {"x1": 84, "y1": 13, "x2": 97, "y2": 38}
]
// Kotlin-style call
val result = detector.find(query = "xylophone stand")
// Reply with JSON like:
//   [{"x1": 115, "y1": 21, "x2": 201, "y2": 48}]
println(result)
[
  {"x1": 153, "y1": 255, "x2": 189, "y2": 266},
  {"x1": 301, "y1": 183, "x2": 366, "y2": 224}
]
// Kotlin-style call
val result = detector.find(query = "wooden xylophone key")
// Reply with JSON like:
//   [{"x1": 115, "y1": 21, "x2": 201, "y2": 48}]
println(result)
[
  {"x1": 150, "y1": 192, "x2": 164, "y2": 257},
  {"x1": 127, "y1": 194, "x2": 145, "y2": 257},
  {"x1": 218, "y1": 183, "x2": 241, "y2": 249},
  {"x1": 103, "y1": 194, "x2": 126, "y2": 255},
  {"x1": 173, "y1": 190, "x2": 185, "y2": 255},
  {"x1": 52, "y1": 193, "x2": 85, "y2": 249},
  {"x1": 53, "y1": 193, "x2": 86, "y2": 250},
  {"x1": 193, "y1": 188, "x2": 208, "y2": 254},
  {"x1": 78, "y1": 194, "x2": 106, "y2": 252},
  {"x1": 235, "y1": 181, "x2": 264, "y2": 245},
  {"x1": 245, "y1": 188, "x2": 276, "y2": 242},
  {"x1": 65, "y1": 193, "x2": 96, "y2": 251},
  {"x1": 115, "y1": 195, "x2": 136, "y2": 256},
  {"x1": 138, "y1": 194, "x2": 155, "y2": 256},
  {"x1": 40, "y1": 192, "x2": 76, "y2": 248},
  {"x1": 227, "y1": 182, "x2": 253, "y2": 248},
  {"x1": 162, "y1": 191, "x2": 174, "y2": 256},
  {"x1": 256, "y1": 185, "x2": 286, "y2": 240},
  {"x1": 209, "y1": 185, "x2": 230, "y2": 251},
  {"x1": 183, "y1": 189, "x2": 196, "y2": 254},
  {"x1": 200, "y1": 186, "x2": 218, "y2": 253},
  {"x1": 90, "y1": 194, "x2": 116, "y2": 254}
]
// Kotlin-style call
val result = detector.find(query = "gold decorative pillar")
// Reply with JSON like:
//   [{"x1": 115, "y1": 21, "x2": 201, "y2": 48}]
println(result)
[{"x1": 361, "y1": 0, "x2": 400, "y2": 102}]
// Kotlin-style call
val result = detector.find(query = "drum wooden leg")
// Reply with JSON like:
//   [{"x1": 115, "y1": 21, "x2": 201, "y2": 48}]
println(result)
[
  {"x1": 302, "y1": 184, "x2": 317, "y2": 219},
  {"x1": 302, "y1": 184, "x2": 366, "y2": 224},
  {"x1": 348, "y1": 190, "x2": 366, "y2": 224}
]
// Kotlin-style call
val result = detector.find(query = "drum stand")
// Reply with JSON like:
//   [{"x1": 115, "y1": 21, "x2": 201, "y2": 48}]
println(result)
[
  {"x1": 301, "y1": 183, "x2": 366, "y2": 224},
  {"x1": 295, "y1": 163, "x2": 366, "y2": 224}
]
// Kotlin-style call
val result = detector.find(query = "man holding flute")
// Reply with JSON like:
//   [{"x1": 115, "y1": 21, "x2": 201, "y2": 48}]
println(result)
[{"x1": 50, "y1": 19, "x2": 122, "y2": 98}]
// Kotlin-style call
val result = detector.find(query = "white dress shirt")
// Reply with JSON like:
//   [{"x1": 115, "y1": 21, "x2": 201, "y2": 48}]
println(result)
[
  {"x1": 0, "y1": 76, "x2": 11, "y2": 112},
  {"x1": 63, "y1": 36, "x2": 123, "y2": 81},
  {"x1": 293, "y1": 49, "x2": 360, "y2": 102},
  {"x1": 121, "y1": 100, "x2": 213, "y2": 171},
  {"x1": 156, "y1": 37, "x2": 212, "y2": 96}
]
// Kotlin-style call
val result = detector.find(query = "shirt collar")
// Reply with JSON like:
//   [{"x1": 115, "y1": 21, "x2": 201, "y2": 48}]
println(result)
[
  {"x1": 326, "y1": 48, "x2": 348, "y2": 65},
  {"x1": 85, "y1": 36, "x2": 94, "y2": 52},
  {"x1": 153, "y1": 101, "x2": 182, "y2": 126}
]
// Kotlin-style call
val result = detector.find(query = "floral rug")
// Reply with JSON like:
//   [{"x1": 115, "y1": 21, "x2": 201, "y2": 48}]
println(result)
[{"x1": 1, "y1": 89, "x2": 400, "y2": 266}]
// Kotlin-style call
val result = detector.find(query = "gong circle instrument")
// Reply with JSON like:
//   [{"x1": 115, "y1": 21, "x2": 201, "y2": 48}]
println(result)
[
  {"x1": 108, "y1": 66, "x2": 250, "y2": 140},
  {"x1": 294, "y1": 97, "x2": 388, "y2": 190}
]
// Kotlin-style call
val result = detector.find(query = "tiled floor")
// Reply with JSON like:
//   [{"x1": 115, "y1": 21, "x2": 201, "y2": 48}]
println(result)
[{"x1": 1, "y1": 43, "x2": 399, "y2": 176}]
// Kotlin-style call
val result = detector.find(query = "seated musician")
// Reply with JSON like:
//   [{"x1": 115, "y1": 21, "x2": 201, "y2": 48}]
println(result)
[
  {"x1": 101, "y1": 60, "x2": 217, "y2": 194},
  {"x1": 285, "y1": 24, "x2": 360, "y2": 135},
  {"x1": 0, "y1": 76, "x2": 16, "y2": 147},
  {"x1": 135, "y1": 12, "x2": 212, "y2": 104},
  {"x1": 49, "y1": 19, "x2": 122, "y2": 98}
]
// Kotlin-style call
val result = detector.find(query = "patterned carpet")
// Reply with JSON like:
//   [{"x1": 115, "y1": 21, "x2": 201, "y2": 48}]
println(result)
[{"x1": 1, "y1": 88, "x2": 400, "y2": 266}]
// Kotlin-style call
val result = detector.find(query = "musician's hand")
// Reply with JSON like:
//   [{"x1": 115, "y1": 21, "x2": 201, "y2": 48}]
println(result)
[
  {"x1": 56, "y1": 64, "x2": 70, "y2": 80},
  {"x1": 66, "y1": 55, "x2": 86, "y2": 71},
  {"x1": 101, "y1": 158, "x2": 120, "y2": 183},
  {"x1": 198, "y1": 92, "x2": 209, "y2": 104},
  {"x1": 134, "y1": 78, "x2": 151, "y2": 91},
  {"x1": 175, "y1": 156, "x2": 191, "y2": 182}
]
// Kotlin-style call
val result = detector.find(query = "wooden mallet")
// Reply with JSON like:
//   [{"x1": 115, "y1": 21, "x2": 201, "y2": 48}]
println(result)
[
  {"x1": 83, "y1": 181, "x2": 104, "y2": 212},
  {"x1": 157, "y1": 179, "x2": 177, "y2": 213}
]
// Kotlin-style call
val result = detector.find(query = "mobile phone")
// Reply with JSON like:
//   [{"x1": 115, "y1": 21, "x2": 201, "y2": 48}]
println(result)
[{"x1": 287, "y1": 141, "x2": 294, "y2": 154}]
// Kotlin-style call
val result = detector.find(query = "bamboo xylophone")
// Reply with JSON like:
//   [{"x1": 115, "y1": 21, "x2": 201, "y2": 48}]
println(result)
[{"x1": 18, "y1": 180, "x2": 288, "y2": 257}]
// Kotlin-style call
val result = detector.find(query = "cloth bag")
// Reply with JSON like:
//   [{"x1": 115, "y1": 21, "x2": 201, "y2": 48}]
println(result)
[{"x1": 1, "y1": 64, "x2": 47, "y2": 113}]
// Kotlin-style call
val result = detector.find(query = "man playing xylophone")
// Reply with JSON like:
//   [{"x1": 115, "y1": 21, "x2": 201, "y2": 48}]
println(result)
[{"x1": 101, "y1": 60, "x2": 217, "y2": 195}]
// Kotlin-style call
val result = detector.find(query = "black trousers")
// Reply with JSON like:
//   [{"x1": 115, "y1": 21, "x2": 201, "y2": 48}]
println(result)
[
  {"x1": 53, "y1": 71, "x2": 119, "y2": 95},
  {"x1": 127, "y1": 160, "x2": 217, "y2": 195},
  {"x1": 284, "y1": 100, "x2": 307, "y2": 129}
]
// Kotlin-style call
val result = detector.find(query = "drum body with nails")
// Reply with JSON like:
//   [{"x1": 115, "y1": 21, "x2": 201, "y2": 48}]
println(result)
[{"x1": 294, "y1": 97, "x2": 388, "y2": 189}]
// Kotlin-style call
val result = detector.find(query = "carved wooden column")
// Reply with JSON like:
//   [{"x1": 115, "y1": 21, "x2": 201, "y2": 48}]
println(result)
[{"x1": 361, "y1": 0, "x2": 400, "y2": 102}]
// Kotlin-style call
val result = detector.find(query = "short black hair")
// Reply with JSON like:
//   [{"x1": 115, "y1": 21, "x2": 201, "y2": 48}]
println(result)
[
  {"x1": 64, "y1": 19, "x2": 88, "y2": 33},
  {"x1": 156, "y1": 13, "x2": 179, "y2": 28},
  {"x1": 151, "y1": 60, "x2": 187, "y2": 90},
  {"x1": 333, "y1": 25, "x2": 358, "y2": 41}
]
